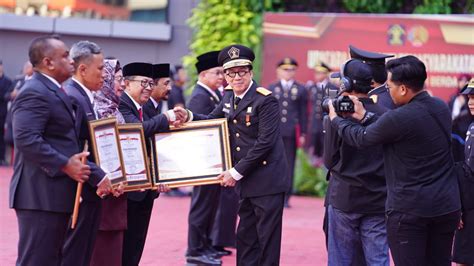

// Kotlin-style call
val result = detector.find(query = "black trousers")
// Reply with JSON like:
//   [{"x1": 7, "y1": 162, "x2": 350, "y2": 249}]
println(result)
[
  {"x1": 61, "y1": 200, "x2": 101, "y2": 266},
  {"x1": 15, "y1": 209, "x2": 70, "y2": 266},
  {"x1": 237, "y1": 193, "x2": 284, "y2": 266},
  {"x1": 187, "y1": 183, "x2": 221, "y2": 255},
  {"x1": 282, "y1": 136, "x2": 296, "y2": 203},
  {"x1": 122, "y1": 195, "x2": 155, "y2": 266},
  {"x1": 386, "y1": 210, "x2": 460, "y2": 266},
  {"x1": 211, "y1": 186, "x2": 239, "y2": 247}
]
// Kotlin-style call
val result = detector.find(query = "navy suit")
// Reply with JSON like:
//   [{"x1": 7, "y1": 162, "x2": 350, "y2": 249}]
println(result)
[
  {"x1": 10, "y1": 72, "x2": 100, "y2": 266},
  {"x1": 268, "y1": 80, "x2": 307, "y2": 203},
  {"x1": 61, "y1": 79, "x2": 106, "y2": 266},
  {"x1": 194, "y1": 81, "x2": 289, "y2": 265},
  {"x1": 119, "y1": 92, "x2": 169, "y2": 266}
]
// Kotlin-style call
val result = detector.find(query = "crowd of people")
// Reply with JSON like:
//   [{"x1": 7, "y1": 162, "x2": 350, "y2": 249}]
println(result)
[{"x1": 1, "y1": 33, "x2": 473, "y2": 266}]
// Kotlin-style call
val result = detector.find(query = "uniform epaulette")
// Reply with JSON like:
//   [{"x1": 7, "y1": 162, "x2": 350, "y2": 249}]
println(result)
[
  {"x1": 370, "y1": 94, "x2": 378, "y2": 103},
  {"x1": 224, "y1": 85, "x2": 233, "y2": 91},
  {"x1": 256, "y1": 87, "x2": 272, "y2": 96}
]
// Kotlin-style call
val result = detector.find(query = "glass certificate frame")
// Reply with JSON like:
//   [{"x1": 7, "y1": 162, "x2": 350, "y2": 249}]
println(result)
[
  {"x1": 88, "y1": 118, "x2": 126, "y2": 185},
  {"x1": 117, "y1": 123, "x2": 153, "y2": 191},
  {"x1": 151, "y1": 118, "x2": 232, "y2": 188}
]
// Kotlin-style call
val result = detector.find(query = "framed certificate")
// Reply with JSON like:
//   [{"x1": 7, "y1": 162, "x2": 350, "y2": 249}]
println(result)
[
  {"x1": 151, "y1": 118, "x2": 232, "y2": 188},
  {"x1": 88, "y1": 118, "x2": 126, "y2": 185},
  {"x1": 117, "y1": 123, "x2": 153, "y2": 191}
]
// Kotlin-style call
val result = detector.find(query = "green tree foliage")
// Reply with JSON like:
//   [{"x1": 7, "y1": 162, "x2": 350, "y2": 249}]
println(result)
[
  {"x1": 184, "y1": 0, "x2": 281, "y2": 88},
  {"x1": 342, "y1": 0, "x2": 403, "y2": 13},
  {"x1": 413, "y1": 0, "x2": 452, "y2": 14}
]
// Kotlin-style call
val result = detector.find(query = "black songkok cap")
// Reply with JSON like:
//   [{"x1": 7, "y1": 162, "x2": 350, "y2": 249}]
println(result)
[
  {"x1": 461, "y1": 78, "x2": 474, "y2": 95},
  {"x1": 195, "y1": 51, "x2": 220, "y2": 73},
  {"x1": 218, "y1": 44, "x2": 255, "y2": 70},
  {"x1": 152, "y1": 63, "x2": 170, "y2": 79},
  {"x1": 277, "y1": 57, "x2": 298, "y2": 68},
  {"x1": 123, "y1": 62, "x2": 153, "y2": 78},
  {"x1": 349, "y1": 45, "x2": 393, "y2": 65}
]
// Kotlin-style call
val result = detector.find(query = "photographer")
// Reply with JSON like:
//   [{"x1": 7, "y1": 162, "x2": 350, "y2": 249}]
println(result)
[
  {"x1": 329, "y1": 55, "x2": 461, "y2": 265},
  {"x1": 323, "y1": 59, "x2": 389, "y2": 265}
]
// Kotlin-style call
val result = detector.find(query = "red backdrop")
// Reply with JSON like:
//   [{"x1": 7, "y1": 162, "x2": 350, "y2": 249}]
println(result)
[{"x1": 262, "y1": 13, "x2": 474, "y2": 101}]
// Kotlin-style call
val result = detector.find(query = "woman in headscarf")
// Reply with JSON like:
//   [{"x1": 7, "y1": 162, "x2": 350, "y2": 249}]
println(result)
[{"x1": 90, "y1": 59, "x2": 127, "y2": 266}]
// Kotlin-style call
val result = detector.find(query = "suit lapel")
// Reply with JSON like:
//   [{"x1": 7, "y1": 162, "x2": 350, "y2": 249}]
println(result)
[
  {"x1": 71, "y1": 80, "x2": 95, "y2": 117},
  {"x1": 121, "y1": 92, "x2": 141, "y2": 120},
  {"x1": 231, "y1": 84, "x2": 256, "y2": 119},
  {"x1": 35, "y1": 73, "x2": 76, "y2": 121}
]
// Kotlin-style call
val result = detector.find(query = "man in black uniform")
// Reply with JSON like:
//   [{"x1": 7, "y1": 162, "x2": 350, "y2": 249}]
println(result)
[
  {"x1": 453, "y1": 78, "x2": 474, "y2": 266},
  {"x1": 190, "y1": 44, "x2": 290, "y2": 265},
  {"x1": 329, "y1": 55, "x2": 461, "y2": 265},
  {"x1": 349, "y1": 45, "x2": 395, "y2": 110},
  {"x1": 268, "y1": 57, "x2": 307, "y2": 207},
  {"x1": 324, "y1": 59, "x2": 389, "y2": 265},
  {"x1": 119, "y1": 62, "x2": 173, "y2": 266},
  {"x1": 185, "y1": 51, "x2": 225, "y2": 265},
  {"x1": 307, "y1": 61, "x2": 338, "y2": 162},
  {"x1": 143, "y1": 63, "x2": 171, "y2": 117}
]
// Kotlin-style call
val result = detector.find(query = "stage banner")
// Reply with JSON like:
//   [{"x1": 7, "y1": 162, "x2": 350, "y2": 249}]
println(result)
[{"x1": 262, "y1": 13, "x2": 474, "y2": 101}]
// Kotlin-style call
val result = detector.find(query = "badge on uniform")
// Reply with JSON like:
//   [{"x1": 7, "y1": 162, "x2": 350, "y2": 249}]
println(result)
[
  {"x1": 246, "y1": 107, "x2": 252, "y2": 126},
  {"x1": 291, "y1": 87, "x2": 298, "y2": 100},
  {"x1": 223, "y1": 103, "x2": 230, "y2": 113}
]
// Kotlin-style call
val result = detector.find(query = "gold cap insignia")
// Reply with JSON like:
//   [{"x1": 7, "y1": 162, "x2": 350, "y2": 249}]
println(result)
[
  {"x1": 284, "y1": 58, "x2": 291, "y2": 64},
  {"x1": 228, "y1": 47, "x2": 240, "y2": 59}
]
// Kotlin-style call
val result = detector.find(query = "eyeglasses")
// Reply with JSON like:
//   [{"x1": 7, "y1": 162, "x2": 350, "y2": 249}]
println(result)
[
  {"x1": 226, "y1": 70, "x2": 249, "y2": 78},
  {"x1": 114, "y1": 76, "x2": 124, "y2": 82},
  {"x1": 129, "y1": 79, "x2": 155, "y2": 89},
  {"x1": 282, "y1": 68, "x2": 296, "y2": 72}
]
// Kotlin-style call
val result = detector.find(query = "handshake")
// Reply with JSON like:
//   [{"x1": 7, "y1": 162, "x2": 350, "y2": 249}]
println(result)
[{"x1": 164, "y1": 106, "x2": 191, "y2": 127}]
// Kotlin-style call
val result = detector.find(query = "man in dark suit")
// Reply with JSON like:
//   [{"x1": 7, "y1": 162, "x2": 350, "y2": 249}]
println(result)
[
  {"x1": 191, "y1": 44, "x2": 290, "y2": 265},
  {"x1": 307, "y1": 61, "x2": 338, "y2": 161},
  {"x1": 9, "y1": 35, "x2": 99, "y2": 266},
  {"x1": 143, "y1": 63, "x2": 171, "y2": 117},
  {"x1": 168, "y1": 65, "x2": 187, "y2": 109},
  {"x1": 61, "y1": 40, "x2": 117, "y2": 266},
  {"x1": 268, "y1": 57, "x2": 308, "y2": 207},
  {"x1": 185, "y1": 51, "x2": 226, "y2": 265},
  {"x1": 349, "y1": 45, "x2": 395, "y2": 110},
  {"x1": 0, "y1": 60, "x2": 13, "y2": 165},
  {"x1": 119, "y1": 62, "x2": 176, "y2": 266}
]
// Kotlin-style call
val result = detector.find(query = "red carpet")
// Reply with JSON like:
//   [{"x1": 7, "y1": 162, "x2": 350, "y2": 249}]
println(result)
[{"x1": 0, "y1": 167, "x2": 327, "y2": 265}]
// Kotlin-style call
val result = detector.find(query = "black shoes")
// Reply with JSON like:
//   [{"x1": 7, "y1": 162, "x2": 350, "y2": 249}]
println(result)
[
  {"x1": 211, "y1": 246, "x2": 232, "y2": 256},
  {"x1": 186, "y1": 254, "x2": 221, "y2": 265}
]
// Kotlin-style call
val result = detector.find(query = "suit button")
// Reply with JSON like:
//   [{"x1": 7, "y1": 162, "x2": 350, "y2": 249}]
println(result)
[
  {"x1": 282, "y1": 109, "x2": 287, "y2": 115},
  {"x1": 236, "y1": 147, "x2": 241, "y2": 152},
  {"x1": 236, "y1": 133, "x2": 240, "y2": 138},
  {"x1": 283, "y1": 93, "x2": 288, "y2": 98},
  {"x1": 262, "y1": 161, "x2": 267, "y2": 165},
  {"x1": 282, "y1": 101, "x2": 288, "y2": 107},
  {"x1": 281, "y1": 117, "x2": 287, "y2": 123},
  {"x1": 233, "y1": 119, "x2": 237, "y2": 124}
]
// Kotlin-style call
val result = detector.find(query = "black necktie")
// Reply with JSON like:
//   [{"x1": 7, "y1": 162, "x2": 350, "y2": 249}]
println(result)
[{"x1": 234, "y1": 97, "x2": 241, "y2": 109}]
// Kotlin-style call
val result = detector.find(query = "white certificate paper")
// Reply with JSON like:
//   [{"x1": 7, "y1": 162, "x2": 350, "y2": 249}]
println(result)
[
  {"x1": 155, "y1": 128, "x2": 223, "y2": 180},
  {"x1": 120, "y1": 132, "x2": 147, "y2": 182},
  {"x1": 94, "y1": 127, "x2": 122, "y2": 180}
]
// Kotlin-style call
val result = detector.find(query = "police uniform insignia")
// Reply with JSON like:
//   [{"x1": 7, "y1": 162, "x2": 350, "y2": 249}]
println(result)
[
  {"x1": 256, "y1": 87, "x2": 272, "y2": 96},
  {"x1": 291, "y1": 87, "x2": 298, "y2": 95},
  {"x1": 246, "y1": 107, "x2": 252, "y2": 126},
  {"x1": 224, "y1": 85, "x2": 233, "y2": 91},
  {"x1": 284, "y1": 58, "x2": 291, "y2": 65},
  {"x1": 228, "y1": 47, "x2": 240, "y2": 59},
  {"x1": 370, "y1": 94, "x2": 378, "y2": 103},
  {"x1": 275, "y1": 87, "x2": 281, "y2": 93}
]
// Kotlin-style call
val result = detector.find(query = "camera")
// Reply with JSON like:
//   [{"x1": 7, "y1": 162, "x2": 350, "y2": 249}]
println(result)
[{"x1": 321, "y1": 88, "x2": 355, "y2": 114}]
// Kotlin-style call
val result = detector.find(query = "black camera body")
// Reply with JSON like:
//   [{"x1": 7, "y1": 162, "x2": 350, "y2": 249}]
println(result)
[{"x1": 321, "y1": 86, "x2": 354, "y2": 114}]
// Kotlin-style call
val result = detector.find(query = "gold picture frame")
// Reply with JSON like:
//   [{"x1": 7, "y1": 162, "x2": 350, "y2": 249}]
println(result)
[
  {"x1": 117, "y1": 123, "x2": 153, "y2": 192},
  {"x1": 88, "y1": 117, "x2": 126, "y2": 185},
  {"x1": 151, "y1": 118, "x2": 232, "y2": 188}
]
